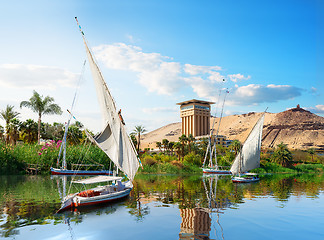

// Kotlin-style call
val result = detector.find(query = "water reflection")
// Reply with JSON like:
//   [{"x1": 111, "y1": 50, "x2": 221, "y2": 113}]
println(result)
[
  {"x1": 179, "y1": 208, "x2": 211, "y2": 240},
  {"x1": 0, "y1": 174, "x2": 323, "y2": 239}
]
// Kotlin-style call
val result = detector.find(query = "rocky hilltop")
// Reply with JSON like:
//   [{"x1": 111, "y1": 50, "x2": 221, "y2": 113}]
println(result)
[{"x1": 141, "y1": 105, "x2": 324, "y2": 150}]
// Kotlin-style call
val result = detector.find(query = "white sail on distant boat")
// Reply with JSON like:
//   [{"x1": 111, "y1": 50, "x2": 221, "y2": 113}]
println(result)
[
  {"x1": 230, "y1": 111, "x2": 266, "y2": 183},
  {"x1": 57, "y1": 18, "x2": 141, "y2": 212}
]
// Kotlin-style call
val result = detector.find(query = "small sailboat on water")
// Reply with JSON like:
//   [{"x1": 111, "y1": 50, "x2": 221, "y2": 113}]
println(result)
[
  {"x1": 51, "y1": 62, "x2": 112, "y2": 176},
  {"x1": 57, "y1": 18, "x2": 141, "y2": 212},
  {"x1": 202, "y1": 137, "x2": 231, "y2": 174},
  {"x1": 50, "y1": 116, "x2": 113, "y2": 176},
  {"x1": 202, "y1": 90, "x2": 231, "y2": 174},
  {"x1": 230, "y1": 111, "x2": 266, "y2": 183}
]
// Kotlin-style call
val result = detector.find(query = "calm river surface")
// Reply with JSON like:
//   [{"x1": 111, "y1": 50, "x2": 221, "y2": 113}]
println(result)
[{"x1": 0, "y1": 174, "x2": 323, "y2": 240}]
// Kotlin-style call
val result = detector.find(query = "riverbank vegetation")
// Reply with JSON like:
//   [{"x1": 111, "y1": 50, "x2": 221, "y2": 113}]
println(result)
[
  {"x1": 0, "y1": 131, "x2": 324, "y2": 174},
  {"x1": 0, "y1": 141, "x2": 111, "y2": 174},
  {"x1": 1, "y1": 97, "x2": 323, "y2": 175}
]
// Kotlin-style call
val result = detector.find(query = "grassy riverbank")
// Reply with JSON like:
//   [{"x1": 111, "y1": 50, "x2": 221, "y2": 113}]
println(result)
[
  {"x1": 1, "y1": 142, "x2": 323, "y2": 175},
  {"x1": 253, "y1": 161, "x2": 324, "y2": 174},
  {"x1": 0, "y1": 141, "x2": 111, "y2": 174}
]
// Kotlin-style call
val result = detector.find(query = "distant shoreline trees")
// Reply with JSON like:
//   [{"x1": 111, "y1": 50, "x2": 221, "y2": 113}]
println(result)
[{"x1": 0, "y1": 105, "x2": 20, "y2": 144}]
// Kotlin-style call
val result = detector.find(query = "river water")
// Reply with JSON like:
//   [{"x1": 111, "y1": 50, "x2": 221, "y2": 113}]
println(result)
[{"x1": 0, "y1": 174, "x2": 323, "y2": 239}]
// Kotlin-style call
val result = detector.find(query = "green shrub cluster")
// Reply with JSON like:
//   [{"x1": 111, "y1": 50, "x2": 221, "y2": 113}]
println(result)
[
  {"x1": 138, "y1": 153, "x2": 202, "y2": 174},
  {"x1": 0, "y1": 141, "x2": 112, "y2": 174},
  {"x1": 253, "y1": 161, "x2": 324, "y2": 174}
]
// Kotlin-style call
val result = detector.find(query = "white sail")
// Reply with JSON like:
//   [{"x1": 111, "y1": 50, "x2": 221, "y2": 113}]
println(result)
[
  {"x1": 81, "y1": 37, "x2": 139, "y2": 182},
  {"x1": 230, "y1": 113, "x2": 265, "y2": 175}
]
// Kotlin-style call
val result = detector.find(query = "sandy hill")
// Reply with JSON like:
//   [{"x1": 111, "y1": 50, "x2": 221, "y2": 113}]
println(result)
[{"x1": 141, "y1": 106, "x2": 324, "y2": 150}]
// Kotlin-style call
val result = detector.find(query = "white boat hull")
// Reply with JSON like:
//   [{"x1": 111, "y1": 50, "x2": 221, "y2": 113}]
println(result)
[
  {"x1": 57, "y1": 181, "x2": 132, "y2": 212},
  {"x1": 232, "y1": 176, "x2": 259, "y2": 183},
  {"x1": 202, "y1": 168, "x2": 231, "y2": 174},
  {"x1": 50, "y1": 167, "x2": 113, "y2": 176}
]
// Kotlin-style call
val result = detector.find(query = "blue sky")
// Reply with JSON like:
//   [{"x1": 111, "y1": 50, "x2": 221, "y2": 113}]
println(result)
[{"x1": 0, "y1": 0, "x2": 323, "y2": 132}]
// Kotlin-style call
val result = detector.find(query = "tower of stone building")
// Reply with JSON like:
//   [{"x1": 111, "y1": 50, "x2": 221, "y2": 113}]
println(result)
[{"x1": 176, "y1": 99, "x2": 215, "y2": 137}]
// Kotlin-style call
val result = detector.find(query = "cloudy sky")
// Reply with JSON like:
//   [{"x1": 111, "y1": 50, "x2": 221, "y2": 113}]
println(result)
[{"x1": 0, "y1": 0, "x2": 323, "y2": 133}]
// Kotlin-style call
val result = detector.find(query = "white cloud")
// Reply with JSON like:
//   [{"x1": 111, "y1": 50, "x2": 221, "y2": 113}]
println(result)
[
  {"x1": 93, "y1": 43, "x2": 183, "y2": 95},
  {"x1": 316, "y1": 105, "x2": 324, "y2": 112},
  {"x1": 311, "y1": 87, "x2": 317, "y2": 93},
  {"x1": 142, "y1": 106, "x2": 178, "y2": 114},
  {"x1": 226, "y1": 84, "x2": 303, "y2": 106},
  {"x1": 184, "y1": 64, "x2": 222, "y2": 75},
  {"x1": 307, "y1": 105, "x2": 324, "y2": 114},
  {"x1": 92, "y1": 43, "x2": 304, "y2": 107},
  {"x1": 0, "y1": 64, "x2": 79, "y2": 89},
  {"x1": 93, "y1": 44, "x2": 227, "y2": 95},
  {"x1": 228, "y1": 73, "x2": 251, "y2": 82},
  {"x1": 184, "y1": 76, "x2": 218, "y2": 100}
]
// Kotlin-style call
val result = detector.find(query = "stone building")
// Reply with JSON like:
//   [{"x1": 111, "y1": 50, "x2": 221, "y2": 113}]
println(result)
[{"x1": 176, "y1": 99, "x2": 215, "y2": 137}]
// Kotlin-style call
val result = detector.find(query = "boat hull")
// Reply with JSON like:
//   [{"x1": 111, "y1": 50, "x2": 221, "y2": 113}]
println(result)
[
  {"x1": 202, "y1": 168, "x2": 231, "y2": 174},
  {"x1": 57, "y1": 186, "x2": 132, "y2": 212},
  {"x1": 50, "y1": 167, "x2": 113, "y2": 176},
  {"x1": 232, "y1": 176, "x2": 259, "y2": 183}
]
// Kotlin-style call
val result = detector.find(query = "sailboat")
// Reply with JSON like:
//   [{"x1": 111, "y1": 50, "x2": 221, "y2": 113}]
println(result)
[
  {"x1": 202, "y1": 90, "x2": 231, "y2": 174},
  {"x1": 57, "y1": 18, "x2": 141, "y2": 212},
  {"x1": 202, "y1": 137, "x2": 231, "y2": 174},
  {"x1": 51, "y1": 62, "x2": 113, "y2": 176},
  {"x1": 50, "y1": 120, "x2": 113, "y2": 176},
  {"x1": 230, "y1": 111, "x2": 266, "y2": 183}
]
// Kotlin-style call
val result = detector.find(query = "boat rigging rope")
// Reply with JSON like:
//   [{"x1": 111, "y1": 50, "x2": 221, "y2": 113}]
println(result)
[
  {"x1": 211, "y1": 89, "x2": 229, "y2": 168},
  {"x1": 203, "y1": 80, "x2": 226, "y2": 167}
]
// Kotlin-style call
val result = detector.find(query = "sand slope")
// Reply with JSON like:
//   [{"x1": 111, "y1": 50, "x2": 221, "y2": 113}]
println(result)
[{"x1": 140, "y1": 107, "x2": 324, "y2": 150}]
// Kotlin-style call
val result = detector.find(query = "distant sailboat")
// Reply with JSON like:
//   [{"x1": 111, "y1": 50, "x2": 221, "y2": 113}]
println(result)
[
  {"x1": 202, "y1": 89, "x2": 231, "y2": 174},
  {"x1": 57, "y1": 18, "x2": 141, "y2": 212},
  {"x1": 51, "y1": 62, "x2": 112, "y2": 176},
  {"x1": 230, "y1": 111, "x2": 266, "y2": 183}
]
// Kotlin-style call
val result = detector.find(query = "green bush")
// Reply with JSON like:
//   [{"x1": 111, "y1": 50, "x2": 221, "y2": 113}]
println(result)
[
  {"x1": 293, "y1": 163, "x2": 324, "y2": 173},
  {"x1": 0, "y1": 141, "x2": 112, "y2": 174},
  {"x1": 183, "y1": 153, "x2": 202, "y2": 167},
  {"x1": 142, "y1": 156, "x2": 157, "y2": 166}
]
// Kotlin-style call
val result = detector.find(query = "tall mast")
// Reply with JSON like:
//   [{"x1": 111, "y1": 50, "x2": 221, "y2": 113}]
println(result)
[
  {"x1": 213, "y1": 89, "x2": 229, "y2": 169},
  {"x1": 203, "y1": 80, "x2": 226, "y2": 168}
]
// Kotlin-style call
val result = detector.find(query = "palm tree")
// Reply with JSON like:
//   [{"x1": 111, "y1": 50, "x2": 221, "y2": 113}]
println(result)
[
  {"x1": 173, "y1": 142, "x2": 182, "y2": 161},
  {"x1": 7, "y1": 118, "x2": 20, "y2": 145},
  {"x1": 187, "y1": 134, "x2": 195, "y2": 153},
  {"x1": 20, "y1": 90, "x2": 62, "y2": 144},
  {"x1": 0, "y1": 105, "x2": 20, "y2": 144},
  {"x1": 130, "y1": 133, "x2": 138, "y2": 149},
  {"x1": 156, "y1": 141, "x2": 162, "y2": 153},
  {"x1": 271, "y1": 142, "x2": 292, "y2": 167},
  {"x1": 230, "y1": 140, "x2": 241, "y2": 156},
  {"x1": 0, "y1": 125, "x2": 4, "y2": 142},
  {"x1": 179, "y1": 134, "x2": 188, "y2": 161},
  {"x1": 162, "y1": 139, "x2": 169, "y2": 154},
  {"x1": 19, "y1": 119, "x2": 38, "y2": 143},
  {"x1": 133, "y1": 125, "x2": 146, "y2": 153},
  {"x1": 307, "y1": 148, "x2": 316, "y2": 163},
  {"x1": 168, "y1": 141, "x2": 175, "y2": 156}
]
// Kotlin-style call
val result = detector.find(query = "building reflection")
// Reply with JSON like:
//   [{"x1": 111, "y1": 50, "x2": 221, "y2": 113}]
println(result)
[
  {"x1": 178, "y1": 175, "x2": 230, "y2": 240},
  {"x1": 179, "y1": 207, "x2": 211, "y2": 240}
]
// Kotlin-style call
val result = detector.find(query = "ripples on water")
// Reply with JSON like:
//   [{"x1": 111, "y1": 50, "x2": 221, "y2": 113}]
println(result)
[{"x1": 0, "y1": 174, "x2": 323, "y2": 239}]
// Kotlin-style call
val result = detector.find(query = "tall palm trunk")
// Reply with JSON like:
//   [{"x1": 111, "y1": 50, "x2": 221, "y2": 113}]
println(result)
[
  {"x1": 137, "y1": 133, "x2": 140, "y2": 153},
  {"x1": 5, "y1": 123, "x2": 9, "y2": 144},
  {"x1": 38, "y1": 114, "x2": 41, "y2": 145}
]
